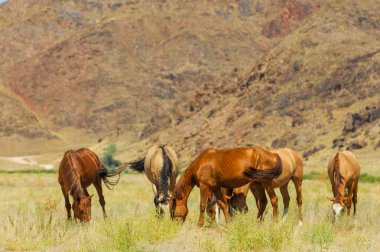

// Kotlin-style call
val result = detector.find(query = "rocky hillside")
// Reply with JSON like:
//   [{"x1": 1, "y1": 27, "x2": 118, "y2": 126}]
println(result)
[{"x1": 0, "y1": 0, "x2": 379, "y2": 170}]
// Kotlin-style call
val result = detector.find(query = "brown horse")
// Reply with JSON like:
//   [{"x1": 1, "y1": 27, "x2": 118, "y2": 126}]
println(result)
[
  {"x1": 225, "y1": 148, "x2": 303, "y2": 222},
  {"x1": 58, "y1": 148, "x2": 127, "y2": 222},
  {"x1": 169, "y1": 146, "x2": 283, "y2": 227},
  {"x1": 327, "y1": 151, "x2": 360, "y2": 217},
  {"x1": 128, "y1": 145, "x2": 178, "y2": 215}
]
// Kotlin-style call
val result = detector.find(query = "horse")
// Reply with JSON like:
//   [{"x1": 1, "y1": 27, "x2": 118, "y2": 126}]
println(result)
[
  {"x1": 58, "y1": 148, "x2": 127, "y2": 222},
  {"x1": 128, "y1": 145, "x2": 178, "y2": 215},
  {"x1": 169, "y1": 146, "x2": 283, "y2": 227},
  {"x1": 225, "y1": 148, "x2": 303, "y2": 223},
  {"x1": 327, "y1": 151, "x2": 360, "y2": 217}
]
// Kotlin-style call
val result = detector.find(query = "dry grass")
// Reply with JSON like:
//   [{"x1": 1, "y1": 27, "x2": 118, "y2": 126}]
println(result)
[{"x1": 0, "y1": 172, "x2": 379, "y2": 251}]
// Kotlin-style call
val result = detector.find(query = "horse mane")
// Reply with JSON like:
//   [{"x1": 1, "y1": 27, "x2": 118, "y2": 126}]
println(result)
[
  {"x1": 332, "y1": 152, "x2": 341, "y2": 198},
  {"x1": 173, "y1": 166, "x2": 194, "y2": 200},
  {"x1": 243, "y1": 153, "x2": 283, "y2": 182},
  {"x1": 159, "y1": 145, "x2": 173, "y2": 202},
  {"x1": 65, "y1": 150, "x2": 86, "y2": 199}
]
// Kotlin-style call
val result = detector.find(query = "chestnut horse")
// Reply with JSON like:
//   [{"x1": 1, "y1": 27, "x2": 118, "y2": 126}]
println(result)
[
  {"x1": 327, "y1": 151, "x2": 360, "y2": 217},
  {"x1": 169, "y1": 146, "x2": 283, "y2": 227},
  {"x1": 58, "y1": 148, "x2": 127, "y2": 222},
  {"x1": 209, "y1": 148, "x2": 303, "y2": 223},
  {"x1": 128, "y1": 145, "x2": 178, "y2": 215}
]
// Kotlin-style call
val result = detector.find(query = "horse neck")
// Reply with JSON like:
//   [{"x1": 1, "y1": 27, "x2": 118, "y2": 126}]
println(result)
[
  {"x1": 333, "y1": 153, "x2": 344, "y2": 203},
  {"x1": 66, "y1": 152, "x2": 86, "y2": 199},
  {"x1": 174, "y1": 168, "x2": 195, "y2": 202}
]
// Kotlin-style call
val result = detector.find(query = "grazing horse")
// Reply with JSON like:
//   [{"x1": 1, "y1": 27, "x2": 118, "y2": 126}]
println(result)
[
  {"x1": 327, "y1": 151, "x2": 360, "y2": 217},
  {"x1": 208, "y1": 148, "x2": 303, "y2": 223},
  {"x1": 128, "y1": 145, "x2": 178, "y2": 214},
  {"x1": 169, "y1": 146, "x2": 283, "y2": 227},
  {"x1": 58, "y1": 148, "x2": 127, "y2": 222}
]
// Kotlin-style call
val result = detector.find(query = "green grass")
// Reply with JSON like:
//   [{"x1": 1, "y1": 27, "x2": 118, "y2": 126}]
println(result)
[
  {"x1": 0, "y1": 169, "x2": 56, "y2": 174},
  {"x1": 303, "y1": 172, "x2": 380, "y2": 183}
]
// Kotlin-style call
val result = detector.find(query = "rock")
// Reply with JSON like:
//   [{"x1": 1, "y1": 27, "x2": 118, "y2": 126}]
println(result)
[
  {"x1": 332, "y1": 136, "x2": 345, "y2": 148},
  {"x1": 375, "y1": 140, "x2": 380, "y2": 150},
  {"x1": 195, "y1": 137, "x2": 208, "y2": 153},
  {"x1": 367, "y1": 105, "x2": 380, "y2": 122},
  {"x1": 271, "y1": 138, "x2": 287, "y2": 149},
  {"x1": 252, "y1": 119, "x2": 264, "y2": 129},
  {"x1": 346, "y1": 140, "x2": 367, "y2": 150},
  {"x1": 303, "y1": 144, "x2": 326, "y2": 159}
]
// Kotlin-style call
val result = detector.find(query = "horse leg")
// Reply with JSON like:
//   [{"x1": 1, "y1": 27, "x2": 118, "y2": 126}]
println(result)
[
  {"x1": 250, "y1": 182, "x2": 267, "y2": 221},
  {"x1": 61, "y1": 186, "x2": 71, "y2": 220},
  {"x1": 152, "y1": 184, "x2": 163, "y2": 216},
  {"x1": 198, "y1": 184, "x2": 209, "y2": 227},
  {"x1": 262, "y1": 182, "x2": 278, "y2": 221},
  {"x1": 353, "y1": 182, "x2": 358, "y2": 215},
  {"x1": 280, "y1": 182, "x2": 290, "y2": 219},
  {"x1": 346, "y1": 183, "x2": 354, "y2": 216},
  {"x1": 94, "y1": 179, "x2": 107, "y2": 219},
  {"x1": 292, "y1": 176, "x2": 303, "y2": 223},
  {"x1": 212, "y1": 188, "x2": 231, "y2": 223}
]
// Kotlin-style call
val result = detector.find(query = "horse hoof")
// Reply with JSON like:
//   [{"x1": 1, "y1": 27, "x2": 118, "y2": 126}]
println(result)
[{"x1": 298, "y1": 220, "x2": 303, "y2": 226}]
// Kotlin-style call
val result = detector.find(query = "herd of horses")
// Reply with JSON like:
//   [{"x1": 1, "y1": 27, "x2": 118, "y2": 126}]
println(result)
[{"x1": 58, "y1": 144, "x2": 361, "y2": 226}]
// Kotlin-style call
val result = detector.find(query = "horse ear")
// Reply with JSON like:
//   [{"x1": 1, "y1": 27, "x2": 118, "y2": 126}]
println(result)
[{"x1": 326, "y1": 196, "x2": 335, "y2": 201}]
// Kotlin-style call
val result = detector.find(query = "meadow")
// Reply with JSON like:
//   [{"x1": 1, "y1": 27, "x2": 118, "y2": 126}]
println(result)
[{"x1": 0, "y1": 172, "x2": 379, "y2": 251}]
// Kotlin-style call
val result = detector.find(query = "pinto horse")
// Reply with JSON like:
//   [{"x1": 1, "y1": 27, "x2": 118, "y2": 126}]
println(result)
[
  {"x1": 327, "y1": 151, "x2": 360, "y2": 217},
  {"x1": 128, "y1": 145, "x2": 178, "y2": 215},
  {"x1": 169, "y1": 146, "x2": 283, "y2": 227},
  {"x1": 227, "y1": 148, "x2": 304, "y2": 222},
  {"x1": 58, "y1": 148, "x2": 127, "y2": 222}
]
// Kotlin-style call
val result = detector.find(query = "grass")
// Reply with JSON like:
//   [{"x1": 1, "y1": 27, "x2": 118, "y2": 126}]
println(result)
[
  {"x1": 0, "y1": 169, "x2": 56, "y2": 174},
  {"x1": 0, "y1": 174, "x2": 380, "y2": 251}
]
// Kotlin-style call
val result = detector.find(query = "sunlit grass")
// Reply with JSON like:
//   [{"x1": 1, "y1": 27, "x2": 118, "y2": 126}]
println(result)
[{"x1": 0, "y1": 174, "x2": 379, "y2": 251}]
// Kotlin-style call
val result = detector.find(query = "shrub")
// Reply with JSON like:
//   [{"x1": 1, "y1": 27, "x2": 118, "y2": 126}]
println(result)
[{"x1": 101, "y1": 144, "x2": 122, "y2": 171}]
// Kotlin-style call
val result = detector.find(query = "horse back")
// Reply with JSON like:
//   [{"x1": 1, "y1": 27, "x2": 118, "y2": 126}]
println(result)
[
  {"x1": 270, "y1": 148, "x2": 302, "y2": 186},
  {"x1": 338, "y1": 151, "x2": 360, "y2": 180},
  {"x1": 76, "y1": 148, "x2": 101, "y2": 186},
  {"x1": 328, "y1": 151, "x2": 360, "y2": 186}
]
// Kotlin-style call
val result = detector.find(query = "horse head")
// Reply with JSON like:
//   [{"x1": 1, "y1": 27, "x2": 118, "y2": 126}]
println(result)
[
  {"x1": 327, "y1": 196, "x2": 347, "y2": 216},
  {"x1": 228, "y1": 193, "x2": 248, "y2": 215},
  {"x1": 169, "y1": 196, "x2": 188, "y2": 222},
  {"x1": 73, "y1": 194, "x2": 93, "y2": 222}
]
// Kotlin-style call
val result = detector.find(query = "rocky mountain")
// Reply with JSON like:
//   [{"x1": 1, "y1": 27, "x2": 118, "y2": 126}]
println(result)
[{"x1": 0, "y1": 0, "x2": 379, "y2": 169}]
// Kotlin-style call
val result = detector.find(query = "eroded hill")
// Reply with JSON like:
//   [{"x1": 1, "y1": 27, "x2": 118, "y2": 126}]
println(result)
[{"x1": 0, "y1": 0, "x2": 379, "y2": 170}]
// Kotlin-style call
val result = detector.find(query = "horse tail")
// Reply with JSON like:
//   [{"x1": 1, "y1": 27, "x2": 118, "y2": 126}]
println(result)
[
  {"x1": 98, "y1": 163, "x2": 129, "y2": 190},
  {"x1": 243, "y1": 153, "x2": 283, "y2": 182},
  {"x1": 158, "y1": 145, "x2": 173, "y2": 203},
  {"x1": 128, "y1": 157, "x2": 145, "y2": 173}
]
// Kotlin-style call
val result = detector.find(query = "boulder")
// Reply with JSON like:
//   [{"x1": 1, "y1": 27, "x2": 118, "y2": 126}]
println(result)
[{"x1": 346, "y1": 140, "x2": 367, "y2": 150}]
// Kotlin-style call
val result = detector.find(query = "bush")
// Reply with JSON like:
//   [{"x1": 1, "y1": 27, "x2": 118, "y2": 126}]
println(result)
[{"x1": 101, "y1": 144, "x2": 122, "y2": 171}]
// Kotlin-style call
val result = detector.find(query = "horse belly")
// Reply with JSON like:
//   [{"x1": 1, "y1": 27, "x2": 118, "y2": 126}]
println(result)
[{"x1": 218, "y1": 177, "x2": 251, "y2": 189}]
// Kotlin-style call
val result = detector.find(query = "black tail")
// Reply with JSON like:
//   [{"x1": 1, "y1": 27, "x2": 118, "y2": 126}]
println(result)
[
  {"x1": 159, "y1": 145, "x2": 173, "y2": 203},
  {"x1": 243, "y1": 154, "x2": 283, "y2": 182},
  {"x1": 128, "y1": 157, "x2": 145, "y2": 172},
  {"x1": 98, "y1": 163, "x2": 128, "y2": 190}
]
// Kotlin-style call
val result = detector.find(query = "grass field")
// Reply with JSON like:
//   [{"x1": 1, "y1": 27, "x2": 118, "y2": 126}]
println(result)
[{"x1": 0, "y1": 173, "x2": 379, "y2": 251}]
